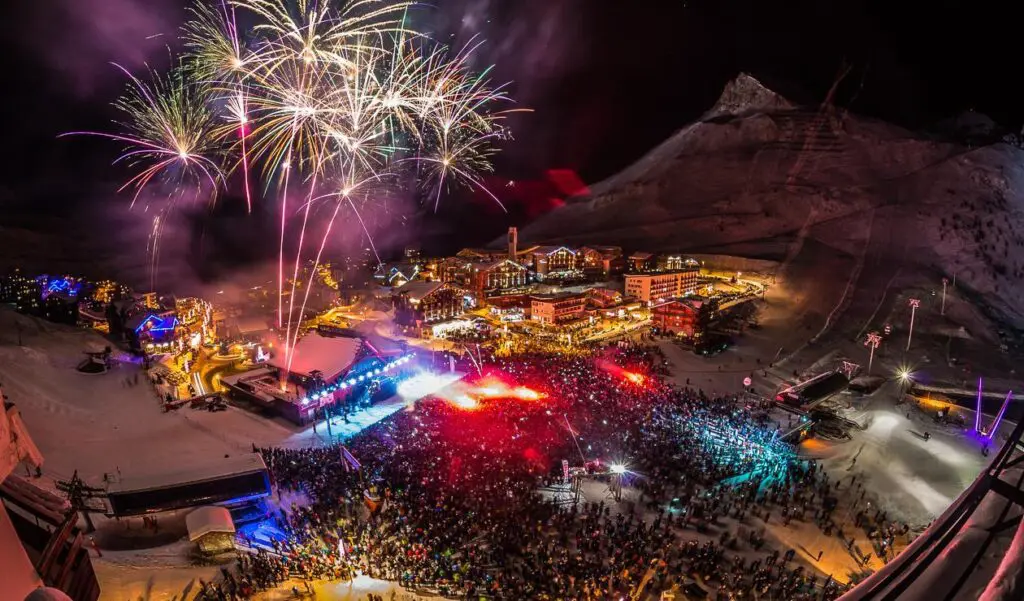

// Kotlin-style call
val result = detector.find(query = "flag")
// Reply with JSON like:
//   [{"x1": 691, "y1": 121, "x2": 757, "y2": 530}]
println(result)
[
  {"x1": 340, "y1": 445, "x2": 361, "y2": 471},
  {"x1": 338, "y1": 446, "x2": 350, "y2": 472}
]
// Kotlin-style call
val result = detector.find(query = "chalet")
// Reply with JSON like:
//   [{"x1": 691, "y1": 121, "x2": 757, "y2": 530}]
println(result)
[
  {"x1": 579, "y1": 246, "x2": 625, "y2": 277},
  {"x1": 392, "y1": 281, "x2": 468, "y2": 330},
  {"x1": 528, "y1": 245, "x2": 578, "y2": 277},
  {"x1": 628, "y1": 251, "x2": 656, "y2": 272},
  {"x1": 651, "y1": 297, "x2": 715, "y2": 338}
]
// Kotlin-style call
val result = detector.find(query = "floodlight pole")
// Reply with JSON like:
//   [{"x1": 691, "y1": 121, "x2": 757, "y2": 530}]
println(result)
[
  {"x1": 865, "y1": 332, "x2": 881, "y2": 375},
  {"x1": 906, "y1": 299, "x2": 921, "y2": 352}
]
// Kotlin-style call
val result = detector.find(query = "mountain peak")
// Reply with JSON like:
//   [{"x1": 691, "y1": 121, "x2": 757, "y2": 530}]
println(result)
[{"x1": 703, "y1": 72, "x2": 795, "y2": 120}]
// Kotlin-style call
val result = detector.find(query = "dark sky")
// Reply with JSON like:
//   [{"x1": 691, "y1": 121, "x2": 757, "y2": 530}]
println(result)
[{"x1": 0, "y1": 0, "x2": 1018, "y2": 284}]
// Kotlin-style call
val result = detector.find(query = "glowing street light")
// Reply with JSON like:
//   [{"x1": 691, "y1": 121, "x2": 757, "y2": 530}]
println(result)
[
  {"x1": 608, "y1": 463, "x2": 627, "y2": 501},
  {"x1": 907, "y1": 298, "x2": 921, "y2": 352},
  {"x1": 865, "y1": 332, "x2": 882, "y2": 375}
]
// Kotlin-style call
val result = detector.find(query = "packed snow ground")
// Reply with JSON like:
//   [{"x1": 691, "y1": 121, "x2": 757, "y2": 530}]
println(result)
[
  {"x1": 0, "y1": 307, "x2": 1010, "y2": 598},
  {"x1": 0, "y1": 310, "x2": 457, "y2": 488}
]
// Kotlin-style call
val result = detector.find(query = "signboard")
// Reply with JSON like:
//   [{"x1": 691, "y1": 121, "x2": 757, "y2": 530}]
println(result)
[
  {"x1": 562, "y1": 459, "x2": 570, "y2": 483},
  {"x1": 743, "y1": 377, "x2": 752, "y2": 387}
]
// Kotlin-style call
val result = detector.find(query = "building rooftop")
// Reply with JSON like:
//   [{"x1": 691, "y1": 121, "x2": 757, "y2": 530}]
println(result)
[
  {"x1": 107, "y1": 453, "x2": 267, "y2": 494},
  {"x1": 394, "y1": 280, "x2": 446, "y2": 303},
  {"x1": 652, "y1": 297, "x2": 705, "y2": 311},
  {"x1": 266, "y1": 333, "x2": 363, "y2": 381},
  {"x1": 581, "y1": 245, "x2": 623, "y2": 256},
  {"x1": 625, "y1": 268, "x2": 699, "y2": 278},
  {"x1": 470, "y1": 259, "x2": 528, "y2": 272},
  {"x1": 532, "y1": 245, "x2": 576, "y2": 255},
  {"x1": 531, "y1": 292, "x2": 586, "y2": 301}
]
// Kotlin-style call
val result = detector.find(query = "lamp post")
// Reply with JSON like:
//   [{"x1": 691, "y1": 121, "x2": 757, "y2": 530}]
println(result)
[
  {"x1": 941, "y1": 278, "x2": 948, "y2": 315},
  {"x1": 896, "y1": 367, "x2": 913, "y2": 401},
  {"x1": 906, "y1": 298, "x2": 921, "y2": 352},
  {"x1": 865, "y1": 332, "x2": 881, "y2": 375},
  {"x1": 610, "y1": 464, "x2": 626, "y2": 502}
]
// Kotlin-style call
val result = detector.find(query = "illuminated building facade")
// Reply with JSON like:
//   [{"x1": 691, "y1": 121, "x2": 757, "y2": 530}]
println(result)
[
  {"x1": 127, "y1": 311, "x2": 180, "y2": 345},
  {"x1": 393, "y1": 281, "x2": 467, "y2": 331},
  {"x1": 0, "y1": 271, "x2": 41, "y2": 313},
  {"x1": 587, "y1": 287, "x2": 623, "y2": 308},
  {"x1": 657, "y1": 254, "x2": 700, "y2": 272},
  {"x1": 531, "y1": 292, "x2": 587, "y2": 325},
  {"x1": 530, "y1": 246, "x2": 578, "y2": 276},
  {"x1": 627, "y1": 252, "x2": 657, "y2": 272},
  {"x1": 471, "y1": 259, "x2": 531, "y2": 298},
  {"x1": 455, "y1": 248, "x2": 506, "y2": 262},
  {"x1": 579, "y1": 246, "x2": 625, "y2": 277},
  {"x1": 651, "y1": 298, "x2": 708, "y2": 338},
  {"x1": 624, "y1": 267, "x2": 700, "y2": 305},
  {"x1": 89, "y1": 280, "x2": 131, "y2": 304},
  {"x1": 1, "y1": 272, "x2": 85, "y2": 324},
  {"x1": 374, "y1": 262, "x2": 423, "y2": 288},
  {"x1": 440, "y1": 258, "x2": 530, "y2": 301}
]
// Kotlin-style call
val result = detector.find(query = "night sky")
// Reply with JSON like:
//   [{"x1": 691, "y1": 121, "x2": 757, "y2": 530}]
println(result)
[{"x1": 0, "y1": 0, "x2": 1018, "y2": 283}]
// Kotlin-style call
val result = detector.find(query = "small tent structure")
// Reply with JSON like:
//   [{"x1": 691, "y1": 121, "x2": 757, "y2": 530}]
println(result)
[{"x1": 186, "y1": 506, "x2": 236, "y2": 555}]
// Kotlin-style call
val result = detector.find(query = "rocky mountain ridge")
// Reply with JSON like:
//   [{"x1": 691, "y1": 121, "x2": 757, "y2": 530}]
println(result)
[{"x1": 513, "y1": 73, "x2": 1024, "y2": 332}]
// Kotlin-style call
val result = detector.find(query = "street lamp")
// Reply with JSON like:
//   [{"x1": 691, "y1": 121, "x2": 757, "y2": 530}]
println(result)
[
  {"x1": 609, "y1": 464, "x2": 627, "y2": 501},
  {"x1": 941, "y1": 278, "x2": 949, "y2": 315},
  {"x1": 865, "y1": 332, "x2": 881, "y2": 375},
  {"x1": 907, "y1": 298, "x2": 921, "y2": 352},
  {"x1": 896, "y1": 366, "x2": 913, "y2": 400}
]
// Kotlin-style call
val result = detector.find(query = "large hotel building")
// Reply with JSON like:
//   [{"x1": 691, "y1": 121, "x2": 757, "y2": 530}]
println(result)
[{"x1": 624, "y1": 267, "x2": 700, "y2": 305}]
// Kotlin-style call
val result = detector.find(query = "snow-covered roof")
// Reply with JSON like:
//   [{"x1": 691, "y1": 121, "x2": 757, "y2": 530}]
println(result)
[
  {"x1": 580, "y1": 245, "x2": 622, "y2": 257},
  {"x1": 108, "y1": 453, "x2": 267, "y2": 494},
  {"x1": 126, "y1": 311, "x2": 177, "y2": 333},
  {"x1": 186, "y1": 506, "x2": 236, "y2": 541},
  {"x1": 471, "y1": 259, "x2": 527, "y2": 272},
  {"x1": 394, "y1": 280, "x2": 445, "y2": 303},
  {"x1": 532, "y1": 245, "x2": 575, "y2": 255},
  {"x1": 233, "y1": 315, "x2": 271, "y2": 334},
  {"x1": 651, "y1": 298, "x2": 702, "y2": 311},
  {"x1": 267, "y1": 333, "x2": 362, "y2": 380},
  {"x1": 362, "y1": 333, "x2": 404, "y2": 357}
]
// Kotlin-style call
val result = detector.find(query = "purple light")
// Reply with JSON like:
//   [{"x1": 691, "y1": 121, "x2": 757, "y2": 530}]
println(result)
[
  {"x1": 987, "y1": 390, "x2": 1013, "y2": 441},
  {"x1": 134, "y1": 314, "x2": 178, "y2": 334}
]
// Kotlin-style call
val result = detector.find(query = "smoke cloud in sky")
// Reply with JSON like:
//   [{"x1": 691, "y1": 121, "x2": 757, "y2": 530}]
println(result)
[
  {"x1": 22, "y1": 0, "x2": 182, "y2": 100},
  {"x1": 0, "y1": 0, "x2": 660, "y2": 292}
]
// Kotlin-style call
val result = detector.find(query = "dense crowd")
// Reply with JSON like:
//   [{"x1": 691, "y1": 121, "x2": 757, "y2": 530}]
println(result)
[{"x1": 221, "y1": 346, "x2": 864, "y2": 600}]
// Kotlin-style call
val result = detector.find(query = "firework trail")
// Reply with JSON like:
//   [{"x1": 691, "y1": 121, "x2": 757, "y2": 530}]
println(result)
[{"x1": 69, "y1": 0, "x2": 520, "y2": 381}]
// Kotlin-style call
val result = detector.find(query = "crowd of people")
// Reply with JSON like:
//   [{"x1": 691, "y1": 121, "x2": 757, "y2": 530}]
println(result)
[{"x1": 215, "y1": 345, "x2": 869, "y2": 599}]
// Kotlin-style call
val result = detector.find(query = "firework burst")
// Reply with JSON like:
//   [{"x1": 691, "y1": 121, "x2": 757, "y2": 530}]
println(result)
[
  {"x1": 68, "y1": 0, "x2": 522, "y2": 380},
  {"x1": 63, "y1": 63, "x2": 225, "y2": 208}
]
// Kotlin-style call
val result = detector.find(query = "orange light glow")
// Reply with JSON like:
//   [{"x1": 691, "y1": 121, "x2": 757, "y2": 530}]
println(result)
[
  {"x1": 512, "y1": 386, "x2": 543, "y2": 401},
  {"x1": 624, "y1": 372, "x2": 645, "y2": 385},
  {"x1": 451, "y1": 395, "x2": 479, "y2": 410}
]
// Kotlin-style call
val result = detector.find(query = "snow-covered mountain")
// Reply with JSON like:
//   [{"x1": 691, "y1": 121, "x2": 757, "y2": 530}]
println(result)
[{"x1": 514, "y1": 73, "x2": 1024, "y2": 330}]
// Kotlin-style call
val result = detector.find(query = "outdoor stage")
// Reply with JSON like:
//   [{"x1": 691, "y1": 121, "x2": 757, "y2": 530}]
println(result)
[{"x1": 279, "y1": 370, "x2": 465, "y2": 448}]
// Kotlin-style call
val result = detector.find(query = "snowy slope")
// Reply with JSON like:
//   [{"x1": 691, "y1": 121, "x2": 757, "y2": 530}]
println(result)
[{"x1": 515, "y1": 73, "x2": 1024, "y2": 330}]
